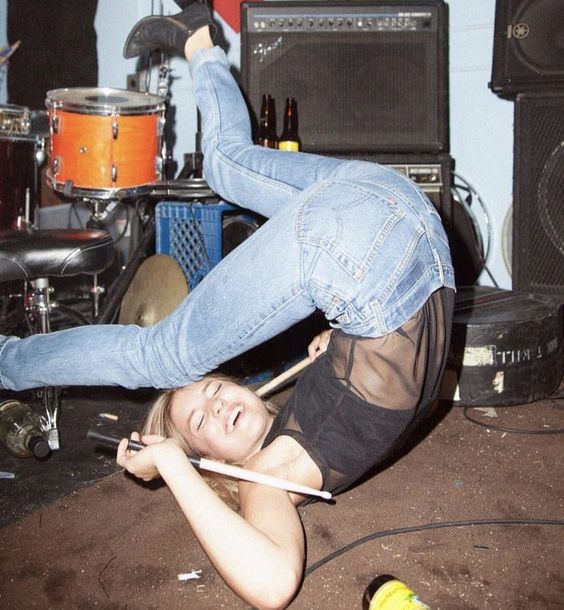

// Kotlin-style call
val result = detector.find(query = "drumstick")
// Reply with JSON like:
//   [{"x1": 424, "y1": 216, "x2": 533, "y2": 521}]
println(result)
[
  {"x1": 87, "y1": 429, "x2": 331, "y2": 500},
  {"x1": 256, "y1": 356, "x2": 311, "y2": 397}
]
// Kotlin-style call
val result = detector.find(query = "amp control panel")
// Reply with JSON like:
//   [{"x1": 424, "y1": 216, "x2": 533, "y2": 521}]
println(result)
[{"x1": 245, "y1": 3, "x2": 438, "y2": 33}]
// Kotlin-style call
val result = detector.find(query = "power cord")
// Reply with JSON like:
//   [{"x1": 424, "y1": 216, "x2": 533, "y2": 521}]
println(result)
[
  {"x1": 304, "y1": 518, "x2": 564, "y2": 577},
  {"x1": 463, "y1": 404, "x2": 564, "y2": 435},
  {"x1": 451, "y1": 172, "x2": 499, "y2": 288}
]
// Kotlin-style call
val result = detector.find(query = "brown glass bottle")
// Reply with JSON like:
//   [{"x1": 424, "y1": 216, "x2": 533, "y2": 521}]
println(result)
[
  {"x1": 278, "y1": 97, "x2": 300, "y2": 152},
  {"x1": 362, "y1": 574, "x2": 430, "y2": 609},
  {"x1": 256, "y1": 94, "x2": 278, "y2": 148}
]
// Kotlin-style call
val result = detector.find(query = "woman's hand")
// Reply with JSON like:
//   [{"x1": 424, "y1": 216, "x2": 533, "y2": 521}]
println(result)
[
  {"x1": 308, "y1": 329, "x2": 334, "y2": 361},
  {"x1": 116, "y1": 432, "x2": 184, "y2": 482}
]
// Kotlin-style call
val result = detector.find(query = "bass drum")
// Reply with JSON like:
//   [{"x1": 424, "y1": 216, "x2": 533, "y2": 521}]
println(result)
[{"x1": 0, "y1": 104, "x2": 44, "y2": 230}]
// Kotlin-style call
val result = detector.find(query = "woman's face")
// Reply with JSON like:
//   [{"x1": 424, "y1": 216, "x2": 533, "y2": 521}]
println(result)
[{"x1": 170, "y1": 378, "x2": 274, "y2": 463}]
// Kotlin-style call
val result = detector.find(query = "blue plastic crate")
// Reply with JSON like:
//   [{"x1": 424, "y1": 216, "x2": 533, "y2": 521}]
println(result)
[{"x1": 156, "y1": 200, "x2": 235, "y2": 289}]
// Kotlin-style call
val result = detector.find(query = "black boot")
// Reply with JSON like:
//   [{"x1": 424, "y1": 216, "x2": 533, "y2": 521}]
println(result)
[
  {"x1": 173, "y1": 0, "x2": 209, "y2": 8},
  {"x1": 123, "y1": 2, "x2": 215, "y2": 59}
]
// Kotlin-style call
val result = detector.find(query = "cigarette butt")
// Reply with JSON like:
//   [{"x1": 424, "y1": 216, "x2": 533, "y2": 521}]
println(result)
[
  {"x1": 177, "y1": 570, "x2": 202, "y2": 581},
  {"x1": 99, "y1": 413, "x2": 119, "y2": 421}
]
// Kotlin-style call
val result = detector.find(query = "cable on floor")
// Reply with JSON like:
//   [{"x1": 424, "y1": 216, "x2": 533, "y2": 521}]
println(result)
[{"x1": 304, "y1": 518, "x2": 564, "y2": 577}]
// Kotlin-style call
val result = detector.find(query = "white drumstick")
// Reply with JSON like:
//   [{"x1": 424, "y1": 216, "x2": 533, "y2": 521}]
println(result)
[
  {"x1": 87, "y1": 430, "x2": 331, "y2": 500},
  {"x1": 256, "y1": 357, "x2": 311, "y2": 397},
  {"x1": 199, "y1": 458, "x2": 332, "y2": 500}
]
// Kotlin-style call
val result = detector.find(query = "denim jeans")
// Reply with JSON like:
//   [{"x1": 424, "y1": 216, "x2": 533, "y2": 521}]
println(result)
[{"x1": 0, "y1": 47, "x2": 454, "y2": 391}]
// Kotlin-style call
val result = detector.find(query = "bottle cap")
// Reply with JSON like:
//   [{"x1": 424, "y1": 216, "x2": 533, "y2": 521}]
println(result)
[{"x1": 29, "y1": 435, "x2": 50, "y2": 459}]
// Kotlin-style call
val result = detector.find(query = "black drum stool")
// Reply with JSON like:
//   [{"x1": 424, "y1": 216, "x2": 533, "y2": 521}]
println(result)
[{"x1": 0, "y1": 228, "x2": 114, "y2": 452}]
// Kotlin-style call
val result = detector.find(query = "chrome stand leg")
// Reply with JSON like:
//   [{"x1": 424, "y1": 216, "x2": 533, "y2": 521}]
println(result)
[{"x1": 30, "y1": 278, "x2": 60, "y2": 451}]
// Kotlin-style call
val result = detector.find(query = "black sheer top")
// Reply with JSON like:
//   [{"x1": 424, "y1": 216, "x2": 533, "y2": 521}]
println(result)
[{"x1": 262, "y1": 288, "x2": 454, "y2": 495}]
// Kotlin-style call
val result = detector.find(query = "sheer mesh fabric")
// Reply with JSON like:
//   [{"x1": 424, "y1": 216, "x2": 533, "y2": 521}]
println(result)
[{"x1": 263, "y1": 288, "x2": 454, "y2": 495}]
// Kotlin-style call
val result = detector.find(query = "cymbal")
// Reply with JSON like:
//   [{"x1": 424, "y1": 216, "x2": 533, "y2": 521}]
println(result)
[{"x1": 118, "y1": 254, "x2": 189, "y2": 326}]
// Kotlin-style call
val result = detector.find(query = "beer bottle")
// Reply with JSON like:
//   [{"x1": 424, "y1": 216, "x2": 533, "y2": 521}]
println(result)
[
  {"x1": 256, "y1": 94, "x2": 278, "y2": 148},
  {"x1": 0, "y1": 400, "x2": 50, "y2": 458},
  {"x1": 362, "y1": 574, "x2": 431, "y2": 609},
  {"x1": 278, "y1": 97, "x2": 300, "y2": 152}
]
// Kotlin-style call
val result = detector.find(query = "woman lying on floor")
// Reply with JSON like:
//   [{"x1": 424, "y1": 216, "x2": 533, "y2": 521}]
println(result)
[{"x1": 0, "y1": 3, "x2": 455, "y2": 608}]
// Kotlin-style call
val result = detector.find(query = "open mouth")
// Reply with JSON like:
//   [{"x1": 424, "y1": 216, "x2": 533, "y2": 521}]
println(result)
[{"x1": 226, "y1": 406, "x2": 243, "y2": 433}]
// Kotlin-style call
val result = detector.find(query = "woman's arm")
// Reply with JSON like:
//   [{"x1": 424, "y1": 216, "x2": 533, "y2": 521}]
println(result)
[{"x1": 117, "y1": 437, "x2": 304, "y2": 610}]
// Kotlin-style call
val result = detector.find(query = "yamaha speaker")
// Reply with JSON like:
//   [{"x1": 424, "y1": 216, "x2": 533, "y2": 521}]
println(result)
[
  {"x1": 513, "y1": 92, "x2": 564, "y2": 301},
  {"x1": 241, "y1": 1, "x2": 449, "y2": 154},
  {"x1": 490, "y1": 0, "x2": 564, "y2": 98}
]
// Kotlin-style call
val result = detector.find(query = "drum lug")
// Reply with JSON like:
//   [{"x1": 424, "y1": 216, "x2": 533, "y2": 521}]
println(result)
[
  {"x1": 155, "y1": 156, "x2": 163, "y2": 177},
  {"x1": 112, "y1": 118, "x2": 119, "y2": 140},
  {"x1": 52, "y1": 157, "x2": 60, "y2": 176},
  {"x1": 51, "y1": 115, "x2": 60, "y2": 134},
  {"x1": 111, "y1": 164, "x2": 118, "y2": 183},
  {"x1": 35, "y1": 138, "x2": 47, "y2": 167},
  {"x1": 158, "y1": 116, "x2": 166, "y2": 136}
]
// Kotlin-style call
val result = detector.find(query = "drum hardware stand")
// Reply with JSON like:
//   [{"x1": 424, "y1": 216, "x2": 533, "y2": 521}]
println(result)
[
  {"x1": 157, "y1": 57, "x2": 177, "y2": 180},
  {"x1": 24, "y1": 277, "x2": 61, "y2": 450},
  {"x1": 95, "y1": 215, "x2": 156, "y2": 325},
  {"x1": 15, "y1": 188, "x2": 33, "y2": 231}
]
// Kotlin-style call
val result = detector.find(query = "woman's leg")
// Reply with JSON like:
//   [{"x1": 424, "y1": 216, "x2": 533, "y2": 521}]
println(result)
[
  {"x1": 0, "y1": 30, "x2": 325, "y2": 391},
  {"x1": 189, "y1": 45, "x2": 348, "y2": 218},
  {"x1": 0, "y1": 189, "x2": 316, "y2": 391},
  {"x1": 0, "y1": 21, "x2": 454, "y2": 392}
]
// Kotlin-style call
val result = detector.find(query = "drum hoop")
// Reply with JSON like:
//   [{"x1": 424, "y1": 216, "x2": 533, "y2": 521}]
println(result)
[
  {"x1": 46, "y1": 172, "x2": 154, "y2": 200},
  {"x1": 0, "y1": 103, "x2": 31, "y2": 134},
  {"x1": 0, "y1": 103, "x2": 30, "y2": 115},
  {"x1": 46, "y1": 88, "x2": 165, "y2": 116}
]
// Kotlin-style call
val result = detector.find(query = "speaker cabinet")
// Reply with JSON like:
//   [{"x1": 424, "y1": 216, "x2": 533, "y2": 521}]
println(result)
[
  {"x1": 513, "y1": 92, "x2": 564, "y2": 301},
  {"x1": 490, "y1": 0, "x2": 564, "y2": 98},
  {"x1": 241, "y1": 1, "x2": 449, "y2": 154},
  {"x1": 328, "y1": 152, "x2": 452, "y2": 221}
]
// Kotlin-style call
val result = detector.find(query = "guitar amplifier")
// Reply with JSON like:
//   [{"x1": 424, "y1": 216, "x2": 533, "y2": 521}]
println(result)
[{"x1": 241, "y1": 0, "x2": 450, "y2": 154}]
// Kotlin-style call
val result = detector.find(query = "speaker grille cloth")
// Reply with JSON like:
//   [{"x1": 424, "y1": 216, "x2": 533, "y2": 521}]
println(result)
[
  {"x1": 245, "y1": 31, "x2": 445, "y2": 152},
  {"x1": 515, "y1": 95, "x2": 564, "y2": 295}
]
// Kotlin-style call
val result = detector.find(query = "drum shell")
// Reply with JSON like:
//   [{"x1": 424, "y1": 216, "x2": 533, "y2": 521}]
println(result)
[
  {"x1": 0, "y1": 135, "x2": 41, "y2": 229},
  {"x1": 46, "y1": 88, "x2": 165, "y2": 197}
]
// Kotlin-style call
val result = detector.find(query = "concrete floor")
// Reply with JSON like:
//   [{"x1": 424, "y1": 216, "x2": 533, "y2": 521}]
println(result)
[{"x1": 0, "y1": 381, "x2": 563, "y2": 609}]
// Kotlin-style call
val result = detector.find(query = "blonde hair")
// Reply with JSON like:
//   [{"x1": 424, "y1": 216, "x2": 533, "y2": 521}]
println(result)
[{"x1": 141, "y1": 376, "x2": 279, "y2": 511}]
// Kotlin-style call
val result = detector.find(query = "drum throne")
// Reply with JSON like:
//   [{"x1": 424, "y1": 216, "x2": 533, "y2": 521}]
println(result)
[{"x1": 0, "y1": 228, "x2": 114, "y2": 452}]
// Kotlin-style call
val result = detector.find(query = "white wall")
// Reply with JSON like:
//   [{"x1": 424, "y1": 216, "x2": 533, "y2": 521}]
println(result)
[
  {"x1": 448, "y1": 0, "x2": 513, "y2": 288},
  {"x1": 95, "y1": 0, "x2": 240, "y2": 177},
  {"x1": 0, "y1": 0, "x2": 514, "y2": 289}
]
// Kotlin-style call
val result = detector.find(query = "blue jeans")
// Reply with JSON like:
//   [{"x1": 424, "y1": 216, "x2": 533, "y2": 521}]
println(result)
[{"x1": 0, "y1": 47, "x2": 454, "y2": 391}]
